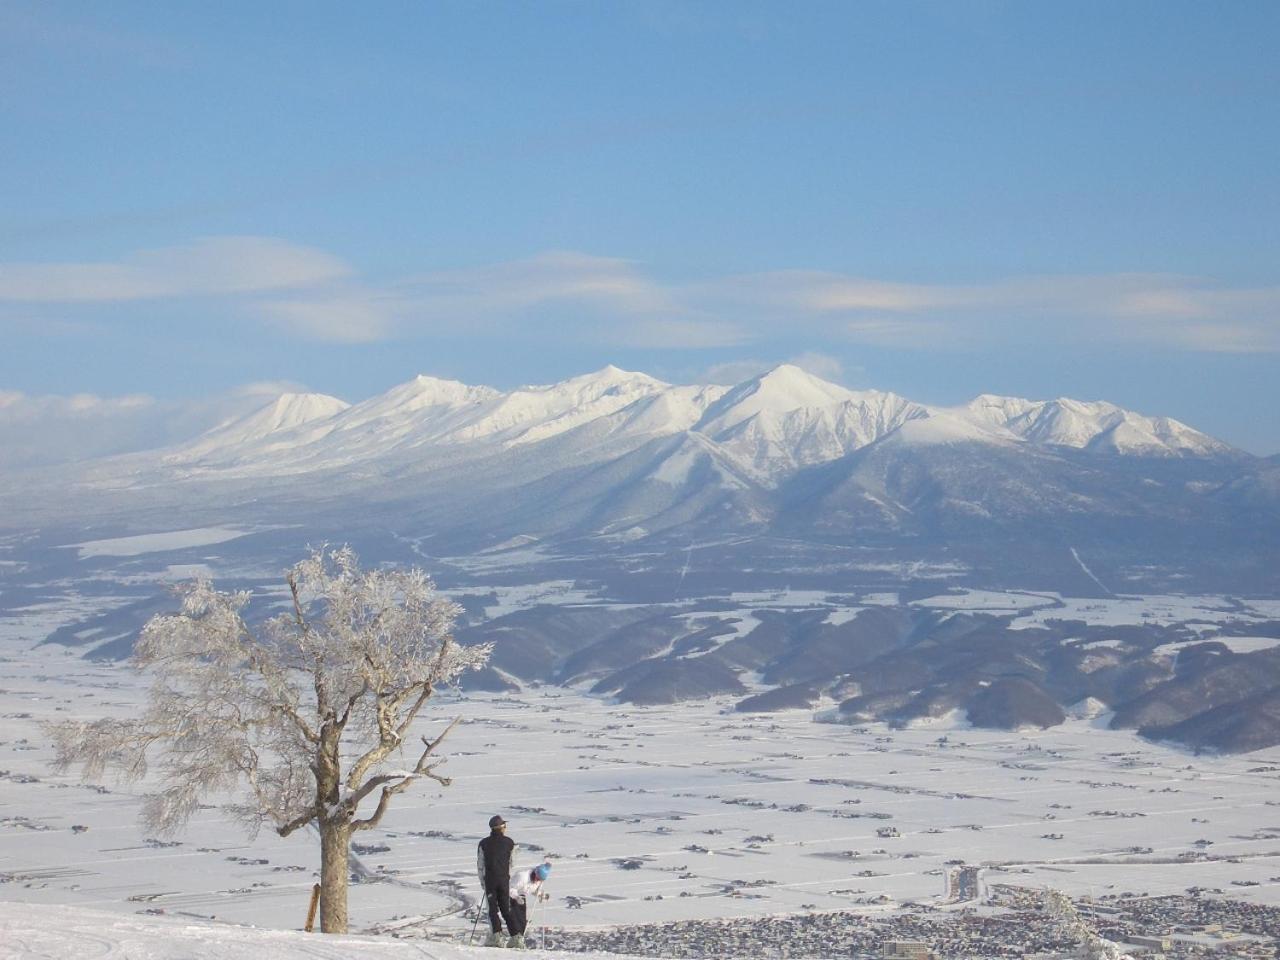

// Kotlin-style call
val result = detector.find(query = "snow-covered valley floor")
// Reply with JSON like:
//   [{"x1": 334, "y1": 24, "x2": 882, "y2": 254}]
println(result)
[{"x1": 2, "y1": 624, "x2": 1279, "y2": 956}]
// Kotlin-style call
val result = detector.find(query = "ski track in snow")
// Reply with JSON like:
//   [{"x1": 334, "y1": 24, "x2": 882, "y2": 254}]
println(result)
[
  {"x1": 1068, "y1": 547, "x2": 1113, "y2": 596},
  {"x1": 672, "y1": 540, "x2": 694, "y2": 601}
]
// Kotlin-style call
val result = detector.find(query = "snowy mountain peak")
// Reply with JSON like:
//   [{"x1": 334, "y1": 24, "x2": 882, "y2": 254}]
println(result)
[
  {"x1": 591, "y1": 363, "x2": 648, "y2": 380},
  {"x1": 121, "y1": 364, "x2": 1241, "y2": 488},
  {"x1": 330, "y1": 374, "x2": 501, "y2": 432},
  {"x1": 487, "y1": 366, "x2": 670, "y2": 447},
  {"x1": 961, "y1": 395, "x2": 1235, "y2": 457},
  {"x1": 168, "y1": 391, "x2": 349, "y2": 460},
  {"x1": 884, "y1": 410, "x2": 1020, "y2": 448},
  {"x1": 965, "y1": 393, "x2": 1039, "y2": 424},
  {"x1": 695, "y1": 364, "x2": 855, "y2": 435},
  {"x1": 745, "y1": 363, "x2": 854, "y2": 403},
  {"x1": 545, "y1": 364, "x2": 667, "y2": 393},
  {"x1": 380, "y1": 374, "x2": 500, "y2": 410},
  {"x1": 262, "y1": 392, "x2": 349, "y2": 426}
]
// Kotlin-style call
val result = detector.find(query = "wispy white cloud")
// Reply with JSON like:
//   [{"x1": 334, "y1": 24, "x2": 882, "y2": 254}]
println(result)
[
  {"x1": 0, "y1": 390, "x2": 155, "y2": 418},
  {"x1": 401, "y1": 250, "x2": 675, "y2": 317},
  {"x1": 697, "y1": 352, "x2": 852, "y2": 386},
  {"x1": 255, "y1": 292, "x2": 397, "y2": 343},
  {"x1": 3, "y1": 239, "x2": 1276, "y2": 353},
  {"x1": 0, "y1": 382, "x2": 313, "y2": 468},
  {"x1": 689, "y1": 270, "x2": 1280, "y2": 353},
  {"x1": 0, "y1": 389, "x2": 163, "y2": 467},
  {"x1": 387, "y1": 254, "x2": 1280, "y2": 352},
  {"x1": 356, "y1": 250, "x2": 734, "y2": 347},
  {"x1": 0, "y1": 237, "x2": 350, "y2": 302}
]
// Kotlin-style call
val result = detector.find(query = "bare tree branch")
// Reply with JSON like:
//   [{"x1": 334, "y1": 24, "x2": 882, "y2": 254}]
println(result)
[
  {"x1": 347, "y1": 715, "x2": 460, "y2": 822},
  {"x1": 277, "y1": 804, "x2": 322, "y2": 837},
  {"x1": 290, "y1": 572, "x2": 331, "y2": 717},
  {"x1": 393, "y1": 682, "x2": 434, "y2": 742}
]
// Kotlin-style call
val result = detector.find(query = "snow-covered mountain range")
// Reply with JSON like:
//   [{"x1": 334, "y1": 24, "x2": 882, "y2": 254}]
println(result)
[
  {"x1": 156, "y1": 364, "x2": 1234, "y2": 481},
  {"x1": 3, "y1": 363, "x2": 1275, "y2": 598}
]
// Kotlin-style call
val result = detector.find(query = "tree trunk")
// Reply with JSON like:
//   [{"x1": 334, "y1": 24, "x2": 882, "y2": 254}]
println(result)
[{"x1": 318, "y1": 819, "x2": 350, "y2": 933}]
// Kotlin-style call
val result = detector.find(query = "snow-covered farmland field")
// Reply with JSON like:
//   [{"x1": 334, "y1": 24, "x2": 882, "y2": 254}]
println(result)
[
  {"x1": 2, "y1": 637, "x2": 1279, "y2": 946},
  {"x1": 910, "y1": 588, "x2": 1273, "y2": 631},
  {"x1": 68, "y1": 527, "x2": 255, "y2": 559}
]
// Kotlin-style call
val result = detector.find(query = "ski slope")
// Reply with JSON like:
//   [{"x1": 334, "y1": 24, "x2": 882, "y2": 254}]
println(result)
[{"x1": 0, "y1": 900, "x2": 622, "y2": 960}]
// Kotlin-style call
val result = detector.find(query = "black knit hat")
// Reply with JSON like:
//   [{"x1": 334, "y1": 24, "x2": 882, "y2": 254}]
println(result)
[{"x1": 488, "y1": 814, "x2": 507, "y2": 829}]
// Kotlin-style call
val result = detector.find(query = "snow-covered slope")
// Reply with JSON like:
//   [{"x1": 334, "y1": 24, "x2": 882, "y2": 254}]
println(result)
[
  {"x1": 693, "y1": 363, "x2": 859, "y2": 434},
  {"x1": 690, "y1": 365, "x2": 930, "y2": 483},
  {"x1": 474, "y1": 365, "x2": 670, "y2": 447},
  {"x1": 165, "y1": 367, "x2": 678, "y2": 474},
  {"x1": 0, "y1": 901, "x2": 624, "y2": 960},
  {"x1": 167, "y1": 374, "x2": 502, "y2": 468},
  {"x1": 170, "y1": 392, "x2": 349, "y2": 461},
  {"x1": 878, "y1": 409, "x2": 1020, "y2": 448},
  {"x1": 166, "y1": 366, "x2": 1235, "y2": 483},
  {"x1": 157, "y1": 363, "x2": 1239, "y2": 481},
  {"x1": 966, "y1": 395, "x2": 1232, "y2": 457},
  {"x1": 37, "y1": 363, "x2": 1261, "y2": 552}
]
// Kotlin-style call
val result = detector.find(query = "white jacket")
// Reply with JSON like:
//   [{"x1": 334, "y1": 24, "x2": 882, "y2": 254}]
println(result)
[{"x1": 510, "y1": 868, "x2": 544, "y2": 902}]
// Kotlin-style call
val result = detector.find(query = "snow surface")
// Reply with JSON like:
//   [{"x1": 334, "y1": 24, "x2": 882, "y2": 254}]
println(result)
[
  {"x1": 171, "y1": 393, "x2": 350, "y2": 461},
  {"x1": 876, "y1": 411, "x2": 1017, "y2": 448},
  {"x1": 968, "y1": 395, "x2": 1233, "y2": 457},
  {"x1": 1154, "y1": 635, "x2": 1280, "y2": 656},
  {"x1": 911, "y1": 589, "x2": 1280, "y2": 633},
  {"x1": 4, "y1": 581, "x2": 1280, "y2": 956},
  {"x1": 2, "y1": 628, "x2": 1279, "y2": 946},
  {"x1": 68, "y1": 527, "x2": 252, "y2": 559},
  {"x1": 0, "y1": 901, "x2": 623, "y2": 960},
  {"x1": 1010, "y1": 594, "x2": 1266, "y2": 629},
  {"x1": 99, "y1": 364, "x2": 1236, "y2": 488},
  {"x1": 910, "y1": 589, "x2": 1061, "y2": 614},
  {"x1": 693, "y1": 364, "x2": 860, "y2": 435},
  {"x1": 449, "y1": 580, "x2": 603, "y2": 621}
]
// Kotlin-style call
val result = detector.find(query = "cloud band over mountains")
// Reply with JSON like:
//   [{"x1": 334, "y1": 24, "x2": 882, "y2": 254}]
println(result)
[{"x1": 2, "y1": 237, "x2": 1276, "y2": 353}]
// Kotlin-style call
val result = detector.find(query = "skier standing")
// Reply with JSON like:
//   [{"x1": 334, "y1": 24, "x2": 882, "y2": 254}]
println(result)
[
  {"x1": 477, "y1": 814, "x2": 518, "y2": 947},
  {"x1": 508, "y1": 862, "x2": 551, "y2": 949}
]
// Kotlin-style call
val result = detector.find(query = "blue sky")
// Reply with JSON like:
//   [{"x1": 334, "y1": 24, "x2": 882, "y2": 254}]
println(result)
[{"x1": 1, "y1": 1, "x2": 1278, "y2": 454}]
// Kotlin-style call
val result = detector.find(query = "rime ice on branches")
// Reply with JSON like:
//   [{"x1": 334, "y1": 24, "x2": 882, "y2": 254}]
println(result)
[{"x1": 49, "y1": 545, "x2": 491, "y2": 934}]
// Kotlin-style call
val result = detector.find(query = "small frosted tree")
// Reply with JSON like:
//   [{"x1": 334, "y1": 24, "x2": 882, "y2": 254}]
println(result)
[{"x1": 50, "y1": 546, "x2": 490, "y2": 934}]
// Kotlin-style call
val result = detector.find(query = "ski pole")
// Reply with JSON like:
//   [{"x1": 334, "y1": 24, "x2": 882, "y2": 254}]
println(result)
[
  {"x1": 468, "y1": 890, "x2": 488, "y2": 946},
  {"x1": 539, "y1": 882, "x2": 548, "y2": 950}
]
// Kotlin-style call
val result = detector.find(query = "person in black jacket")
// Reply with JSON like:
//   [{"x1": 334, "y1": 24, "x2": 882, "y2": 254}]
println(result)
[{"x1": 477, "y1": 814, "x2": 518, "y2": 947}]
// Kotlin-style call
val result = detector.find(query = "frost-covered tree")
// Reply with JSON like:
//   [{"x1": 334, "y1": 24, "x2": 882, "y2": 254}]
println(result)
[
  {"x1": 1042, "y1": 889, "x2": 1132, "y2": 960},
  {"x1": 50, "y1": 546, "x2": 490, "y2": 934}
]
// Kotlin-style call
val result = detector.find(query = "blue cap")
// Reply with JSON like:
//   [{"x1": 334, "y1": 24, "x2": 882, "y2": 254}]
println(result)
[{"x1": 534, "y1": 863, "x2": 551, "y2": 880}]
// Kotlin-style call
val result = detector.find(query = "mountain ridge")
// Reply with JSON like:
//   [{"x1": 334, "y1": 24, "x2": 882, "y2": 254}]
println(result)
[
  {"x1": 3, "y1": 364, "x2": 1274, "y2": 598},
  {"x1": 159, "y1": 364, "x2": 1240, "y2": 480}
]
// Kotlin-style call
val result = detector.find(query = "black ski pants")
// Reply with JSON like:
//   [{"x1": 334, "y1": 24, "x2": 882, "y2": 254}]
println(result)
[
  {"x1": 510, "y1": 895, "x2": 529, "y2": 935},
  {"x1": 485, "y1": 881, "x2": 517, "y2": 934}
]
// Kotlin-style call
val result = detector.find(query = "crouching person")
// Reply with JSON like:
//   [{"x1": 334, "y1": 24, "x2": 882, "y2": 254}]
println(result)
[{"x1": 507, "y1": 862, "x2": 551, "y2": 950}]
